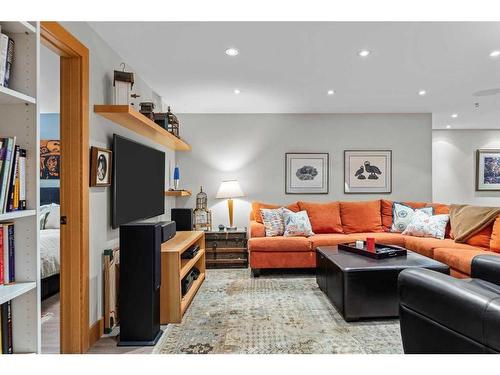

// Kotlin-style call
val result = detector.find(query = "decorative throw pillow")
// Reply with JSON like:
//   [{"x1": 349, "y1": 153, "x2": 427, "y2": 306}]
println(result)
[
  {"x1": 44, "y1": 203, "x2": 61, "y2": 229},
  {"x1": 391, "y1": 203, "x2": 434, "y2": 233},
  {"x1": 260, "y1": 208, "x2": 285, "y2": 237},
  {"x1": 282, "y1": 209, "x2": 314, "y2": 237},
  {"x1": 401, "y1": 210, "x2": 450, "y2": 240}
]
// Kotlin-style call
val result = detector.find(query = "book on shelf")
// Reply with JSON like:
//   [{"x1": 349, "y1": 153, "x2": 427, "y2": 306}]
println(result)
[
  {"x1": 1, "y1": 223, "x2": 14, "y2": 284},
  {"x1": 0, "y1": 31, "x2": 14, "y2": 89},
  {"x1": 0, "y1": 138, "x2": 27, "y2": 213},
  {"x1": 0, "y1": 301, "x2": 13, "y2": 354}
]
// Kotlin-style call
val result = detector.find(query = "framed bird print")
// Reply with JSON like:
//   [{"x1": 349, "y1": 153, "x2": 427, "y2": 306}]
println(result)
[
  {"x1": 285, "y1": 152, "x2": 329, "y2": 194},
  {"x1": 476, "y1": 149, "x2": 500, "y2": 191},
  {"x1": 344, "y1": 150, "x2": 392, "y2": 194}
]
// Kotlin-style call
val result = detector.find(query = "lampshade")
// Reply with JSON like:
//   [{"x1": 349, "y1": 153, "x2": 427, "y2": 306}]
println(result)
[{"x1": 216, "y1": 180, "x2": 244, "y2": 199}]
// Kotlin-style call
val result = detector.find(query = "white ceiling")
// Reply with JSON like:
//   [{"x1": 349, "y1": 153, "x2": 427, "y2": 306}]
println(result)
[{"x1": 89, "y1": 22, "x2": 500, "y2": 129}]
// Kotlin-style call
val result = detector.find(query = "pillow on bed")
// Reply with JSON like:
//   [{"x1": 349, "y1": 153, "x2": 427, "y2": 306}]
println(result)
[{"x1": 44, "y1": 203, "x2": 60, "y2": 229}]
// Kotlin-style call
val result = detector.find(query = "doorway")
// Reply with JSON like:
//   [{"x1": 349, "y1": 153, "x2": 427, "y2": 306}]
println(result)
[{"x1": 40, "y1": 22, "x2": 90, "y2": 354}]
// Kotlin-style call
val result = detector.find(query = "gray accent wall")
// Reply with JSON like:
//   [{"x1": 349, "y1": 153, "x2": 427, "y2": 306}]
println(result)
[
  {"x1": 62, "y1": 22, "x2": 176, "y2": 325},
  {"x1": 176, "y1": 113, "x2": 432, "y2": 229},
  {"x1": 433, "y1": 129, "x2": 500, "y2": 206}
]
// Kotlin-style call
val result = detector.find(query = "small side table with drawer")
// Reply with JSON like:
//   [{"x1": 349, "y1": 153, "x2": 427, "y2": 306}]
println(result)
[{"x1": 205, "y1": 228, "x2": 248, "y2": 269}]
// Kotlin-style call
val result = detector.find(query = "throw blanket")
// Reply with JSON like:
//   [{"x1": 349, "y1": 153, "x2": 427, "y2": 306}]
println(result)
[{"x1": 450, "y1": 204, "x2": 500, "y2": 243}]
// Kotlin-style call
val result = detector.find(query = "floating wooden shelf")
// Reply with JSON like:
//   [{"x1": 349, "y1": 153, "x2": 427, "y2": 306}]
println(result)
[
  {"x1": 165, "y1": 190, "x2": 191, "y2": 197},
  {"x1": 94, "y1": 105, "x2": 191, "y2": 151}
]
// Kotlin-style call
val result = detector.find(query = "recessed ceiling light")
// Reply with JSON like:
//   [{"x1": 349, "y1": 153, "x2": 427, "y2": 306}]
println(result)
[
  {"x1": 358, "y1": 50, "x2": 370, "y2": 57},
  {"x1": 489, "y1": 50, "x2": 500, "y2": 58},
  {"x1": 233, "y1": 89, "x2": 241, "y2": 94},
  {"x1": 418, "y1": 90, "x2": 427, "y2": 96},
  {"x1": 451, "y1": 113, "x2": 458, "y2": 118},
  {"x1": 446, "y1": 125, "x2": 452, "y2": 129},
  {"x1": 327, "y1": 90, "x2": 335, "y2": 95},
  {"x1": 225, "y1": 48, "x2": 239, "y2": 57}
]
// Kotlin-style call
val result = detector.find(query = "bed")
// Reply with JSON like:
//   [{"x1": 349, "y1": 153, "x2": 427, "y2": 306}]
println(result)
[{"x1": 40, "y1": 187, "x2": 60, "y2": 300}]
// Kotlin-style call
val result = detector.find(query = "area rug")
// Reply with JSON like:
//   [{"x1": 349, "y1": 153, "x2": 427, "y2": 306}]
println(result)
[{"x1": 154, "y1": 269, "x2": 403, "y2": 354}]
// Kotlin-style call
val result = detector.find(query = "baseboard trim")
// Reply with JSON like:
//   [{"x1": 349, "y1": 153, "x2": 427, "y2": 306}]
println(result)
[{"x1": 88, "y1": 318, "x2": 104, "y2": 349}]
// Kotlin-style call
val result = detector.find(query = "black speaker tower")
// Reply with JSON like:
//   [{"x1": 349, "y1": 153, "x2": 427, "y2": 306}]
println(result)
[{"x1": 118, "y1": 222, "x2": 163, "y2": 346}]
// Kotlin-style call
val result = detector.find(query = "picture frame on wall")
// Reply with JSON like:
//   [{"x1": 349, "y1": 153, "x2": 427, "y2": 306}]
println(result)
[
  {"x1": 344, "y1": 150, "x2": 392, "y2": 194},
  {"x1": 285, "y1": 152, "x2": 329, "y2": 194},
  {"x1": 40, "y1": 140, "x2": 61, "y2": 179},
  {"x1": 476, "y1": 149, "x2": 500, "y2": 191},
  {"x1": 90, "y1": 146, "x2": 113, "y2": 187}
]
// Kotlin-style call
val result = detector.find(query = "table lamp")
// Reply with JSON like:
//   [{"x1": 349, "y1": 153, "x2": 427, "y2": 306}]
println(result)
[{"x1": 216, "y1": 179, "x2": 244, "y2": 230}]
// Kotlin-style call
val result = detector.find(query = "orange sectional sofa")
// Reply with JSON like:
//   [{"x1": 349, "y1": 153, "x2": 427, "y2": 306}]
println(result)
[{"x1": 248, "y1": 199, "x2": 500, "y2": 278}]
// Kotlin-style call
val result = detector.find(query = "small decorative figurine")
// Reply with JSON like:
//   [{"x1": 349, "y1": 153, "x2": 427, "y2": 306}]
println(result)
[{"x1": 218, "y1": 224, "x2": 225, "y2": 231}]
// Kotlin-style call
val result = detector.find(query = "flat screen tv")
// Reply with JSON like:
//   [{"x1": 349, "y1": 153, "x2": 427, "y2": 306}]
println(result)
[{"x1": 112, "y1": 134, "x2": 165, "y2": 228}]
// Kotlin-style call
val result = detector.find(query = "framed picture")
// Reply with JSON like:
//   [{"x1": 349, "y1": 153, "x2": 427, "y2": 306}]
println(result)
[
  {"x1": 285, "y1": 153, "x2": 329, "y2": 194},
  {"x1": 40, "y1": 140, "x2": 61, "y2": 179},
  {"x1": 90, "y1": 146, "x2": 112, "y2": 187},
  {"x1": 476, "y1": 149, "x2": 500, "y2": 191},
  {"x1": 344, "y1": 150, "x2": 392, "y2": 194}
]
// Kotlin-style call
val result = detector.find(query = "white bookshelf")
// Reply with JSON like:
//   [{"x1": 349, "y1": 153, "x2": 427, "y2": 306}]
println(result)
[{"x1": 0, "y1": 21, "x2": 40, "y2": 353}]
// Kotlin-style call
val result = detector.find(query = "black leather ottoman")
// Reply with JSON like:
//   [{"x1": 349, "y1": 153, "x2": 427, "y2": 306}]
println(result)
[{"x1": 316, "y1": 246, "x2": 449, "y2": 321}]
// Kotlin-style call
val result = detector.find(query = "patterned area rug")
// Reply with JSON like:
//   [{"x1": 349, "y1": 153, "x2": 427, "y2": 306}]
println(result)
[{"x1": 154, "y1": 269, "x2": 403, "y2": 354}]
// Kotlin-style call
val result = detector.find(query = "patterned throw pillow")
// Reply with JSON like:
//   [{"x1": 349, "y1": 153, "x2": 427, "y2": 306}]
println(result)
[
  {"x1": 282, "y1": 209, "x2": 314, "y2": 237},
  {"x1": 401, "y1": 210, "x2": 450, "y2": 240},
  {"x1": 260, "y1": 208, "x2": 285, "y2": 237},
  {"x1": 391, "y1": 203, "x2": 434, "y2": 233}
]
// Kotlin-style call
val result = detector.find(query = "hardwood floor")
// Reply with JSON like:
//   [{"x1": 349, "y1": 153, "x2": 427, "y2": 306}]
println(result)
[
  {"x1": 41, "y1": 293, "x2": 60, "y2": 354},
  {"x1": 86, "y1": 326, "x2": 168, "y2": 354}
]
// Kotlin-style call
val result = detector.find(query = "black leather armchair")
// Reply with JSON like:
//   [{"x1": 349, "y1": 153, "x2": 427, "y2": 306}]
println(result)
[{"x1": 398, "y1": 255, "x2": 500, "y2": 354}]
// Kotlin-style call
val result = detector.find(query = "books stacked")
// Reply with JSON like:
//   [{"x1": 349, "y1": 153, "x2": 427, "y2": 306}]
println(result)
[
  {"x1": 0, "y1": 222, "x2": 15, "y2": 285},
  {"x1": 0, "y1": 137, "x2": 27, "y2": 214},
  {"x1": 0, "y1": 301, "x2": 12, "y2": 354},
  {"x1": 0, "y1": 26, "x2": 15, "y2": 88}
]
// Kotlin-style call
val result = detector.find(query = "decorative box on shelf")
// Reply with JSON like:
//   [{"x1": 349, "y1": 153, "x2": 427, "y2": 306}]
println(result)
[{"x1": 205, "y1": 228, "x2": 248, "y2": 269}]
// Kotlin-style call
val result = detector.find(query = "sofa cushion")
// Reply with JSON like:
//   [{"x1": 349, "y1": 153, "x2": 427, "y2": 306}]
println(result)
[
  {"x1": 249, "y1": 220, "x2": 265, "y2": 238},
  {"x1": 404, "y1": 236, "x2": 480, "y2": 258},
  {"x1": 466, "y1": 224, "x2": 493, "y2": 249},
  {"x1": 248, "y1": 236, "x2": 311, "y2": 252},
  {"x1": 308, "y1": 234, "x2": 354, "y2": 248},
  {"x1": 489, "y1": 216, "x2": 500, "y2": 253},
  {"x1": 433, "y1": 248, "x2": 498, "y2": 276},
  {"x1": 339, "y1": 200, "x2": 384, "y2": 234},
  {"x1": 251, "y1": 201, "x2": 300, "y2": 223},
  {"x1": 347, "y1": 232, "x2": 406, "y2": 247},
  {"x1": 297, "y1": 201, "x2": 343, "y2": 234}
]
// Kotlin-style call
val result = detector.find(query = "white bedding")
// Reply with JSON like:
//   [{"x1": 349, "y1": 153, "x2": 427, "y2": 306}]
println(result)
[{"x1": 40, "y1": 229, "x2": 60, "y2": 279}]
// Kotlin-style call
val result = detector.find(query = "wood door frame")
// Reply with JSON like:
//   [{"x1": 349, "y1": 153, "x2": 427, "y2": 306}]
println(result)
[{"x1": 40, "y1": 21, "x2": 90, "y2": 354}]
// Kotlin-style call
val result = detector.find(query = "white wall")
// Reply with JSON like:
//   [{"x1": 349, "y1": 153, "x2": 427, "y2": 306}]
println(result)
[
  {"x1": 61, "y1": 22, "x2": 176, "y2": 325},
  {"x1": 176, "y1": 113, "x2": 432, "y2": 228},
  {"x1": 433, "y1": 129, "x2": 500, "y2": 206}
]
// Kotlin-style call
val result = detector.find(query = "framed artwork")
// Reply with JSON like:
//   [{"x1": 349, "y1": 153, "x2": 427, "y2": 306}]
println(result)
[
  {"x1": 40, "y1": 140, "x2": 61, "y2": 179},
  {"x1": 476, "y1": 149, "x2": 500, "y2": 191},
  {"x1": 90, "y1": 146, "x2": 113, "y2": 187},
  {"x1": 344, "y1": 150, "x2": 392, "y2": 194},
  {"x1": 285, "y1": 153, "x2": 329, "y2": 194}
]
